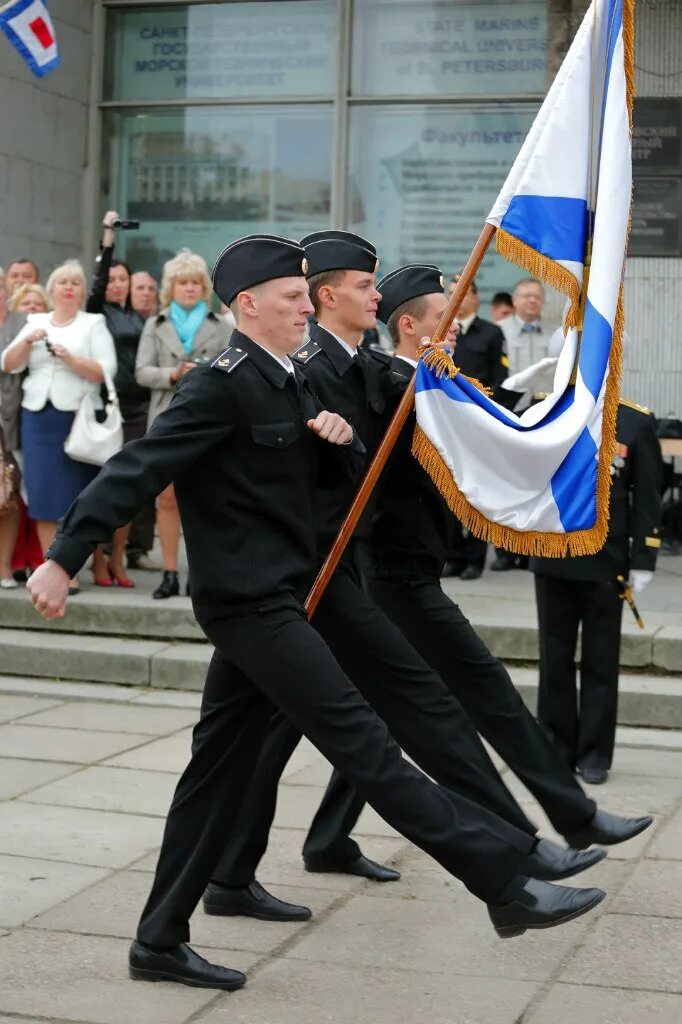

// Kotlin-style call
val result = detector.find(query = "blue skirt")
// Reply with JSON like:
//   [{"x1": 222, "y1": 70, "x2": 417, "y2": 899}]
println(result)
[{"x1": 22, "y1": 404, "x2": 98, "y2": 521}]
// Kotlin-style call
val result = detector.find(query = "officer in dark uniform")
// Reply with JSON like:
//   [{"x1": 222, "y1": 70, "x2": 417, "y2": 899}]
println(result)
[
  {"x1": 530, "y1": 399, "x2": 663, "y2": 784},
  {"x1": 204, "y1": 236, "x2": 648, "y2": 926},
  {"x1": 443, "y1": 274, "x2": 508, "y2": 579},
  {"x1": 27, "y1": 235, "x2": 610, "y2": 988}
]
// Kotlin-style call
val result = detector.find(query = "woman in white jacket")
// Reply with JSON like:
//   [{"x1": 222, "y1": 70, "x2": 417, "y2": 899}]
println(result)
[{"x1": 2, "y1": 260, "x2": 117, "y2": 593}]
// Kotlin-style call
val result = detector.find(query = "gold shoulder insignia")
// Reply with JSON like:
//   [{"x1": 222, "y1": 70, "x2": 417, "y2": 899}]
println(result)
[
  {"x1": 211, "y1": 346, "x2": 248, "y2": 374},
  {"x1": 293, "y1": 339, "x2": 322, "y2": 363},
  {"x1": 620, "y1": 398, "x2": 651, "y2": 416}
]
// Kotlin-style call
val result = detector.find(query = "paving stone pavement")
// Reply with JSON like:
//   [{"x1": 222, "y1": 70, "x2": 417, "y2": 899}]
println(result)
[{"x1": 0, "y1": 682, "x2": 680, "y2": 1024}]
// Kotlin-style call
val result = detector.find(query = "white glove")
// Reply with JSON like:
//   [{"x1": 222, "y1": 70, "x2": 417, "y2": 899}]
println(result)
[
  {"x1": 629, "y1": 570, "x2": 653, "y2": 593},
  {"x1": 501, "y1": 356, "x2": 558, "y2": 391}
]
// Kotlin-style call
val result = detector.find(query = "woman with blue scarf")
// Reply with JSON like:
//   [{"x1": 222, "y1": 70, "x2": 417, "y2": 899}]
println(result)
[{"x1": 136, "y1": 250, "x2": 230, "y2": 598}]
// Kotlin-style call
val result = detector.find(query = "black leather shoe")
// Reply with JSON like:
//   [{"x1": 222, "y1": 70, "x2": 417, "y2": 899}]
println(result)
[
  {"x1": 521, "y1": 837, "x2": 606, "y2": 881},
  {"x1": 203, "y1": 880, "x2": 311, "y2": 921},
  {"x1": 566, "y1": 809, "x2": 653, "y2": 849},
  {"x1": 304, "y1": 854, "x2": 400, "y2": 882},
  {"x1": 488, "y1": 877, "x2": 605, "y2": 938},
  {"x1": 490, "y1": 554, "x2": 515, "y2": 572},
  {"x1": 460, "y1": 565, "x2": 482, "y2": 581},
  {"x1": 128, "y1": 941, "x2": 246, "y2": 990},
  {"x1": 153, "y1": 571, "x2": 179, "y2": 600},
  {"x1": 579, "y1": 767, "x2": 608, "y2": 785}
]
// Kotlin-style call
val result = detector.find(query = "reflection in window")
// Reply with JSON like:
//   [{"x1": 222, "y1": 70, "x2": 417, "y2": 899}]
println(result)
[
  {"x1": 104, "y1": 1, "x2": 337, "y2": 101},
  {"x1": 347, "y1": 104, "x2": 537, "y2": 299},
  {"x1": 101, "y1": 107, "x2": 332, "y2": 277},
  {"x1": 352, "y1": 0, "x2": 547, "y2": 98}
]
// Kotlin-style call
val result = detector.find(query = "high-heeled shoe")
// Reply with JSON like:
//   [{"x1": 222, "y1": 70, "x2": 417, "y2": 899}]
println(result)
[
  {"x1": 153, "y1": 570, "x2": 179, "y2": 600},
  {"x1": 91, "y1": 570, "x2": 114, "y2": 587},
  {"x1": 107, "y1": 561, "x2": 135, "y2": 589}
]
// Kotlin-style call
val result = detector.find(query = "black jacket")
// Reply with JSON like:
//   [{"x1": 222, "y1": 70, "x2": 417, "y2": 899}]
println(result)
[
  {"x1": 530, "y1": 401, "x2": 663, "y2": 580},
  {"x1": 455, "y1": 316, "x2": 508, "y2": 390},
  {"x1": 294, "y1": 323, "x2": 392, "y2": 555},
  {"x1": 86, "y1": 245, "x2": 149, "y2": 416},
  {"x1": 370, "y1": 356, "x2": 456, "y2": 581},
  {"x1": 48, "y1": 331, "x2": 364, "y2": 624}
]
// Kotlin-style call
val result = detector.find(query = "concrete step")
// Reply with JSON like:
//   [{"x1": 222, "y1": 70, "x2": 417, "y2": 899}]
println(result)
[
  {"x1": 0, "y1": 590, "x2": 203, "y2": 641},
  {"x1": 0, "y1": 627, "x2": 680, "y2": 728},
  {"x1": 510, "y1": 667, "x2": 682, "y2": 730},
  {"x1": 0, "y1": 628, "x2": 209, "y2": 689},
  {"x1": 2, "y1": 589, "x2": 680, "y2": 672}
]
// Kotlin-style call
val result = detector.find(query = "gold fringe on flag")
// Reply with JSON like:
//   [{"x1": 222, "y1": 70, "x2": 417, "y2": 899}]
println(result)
[
  {"x1": 495, "y1": 228, "x2": 583, "y2": 330},
  {"x1": 413, "y1": 0, "x2": 635, "y2": 559},
  {"x1": 421, "y1": 346, "x2": 494, "y2": 396}
]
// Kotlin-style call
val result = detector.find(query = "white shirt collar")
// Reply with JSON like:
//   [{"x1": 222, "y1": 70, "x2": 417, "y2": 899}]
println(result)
[
  {"x1": 514, "y1": 314, "x2": 542, "y2": 330},
  {"x1": 457, "y1": 312, "x2": 477, "y2": 335},
  {"x1": 396, "y1": 353, "x2": 419, "y2": 368},
  {"x1": 325, "y1": 329, "x2": 358, "y2": 360},
  {"x1": 257, "y1": 344, "x2": 295, "y2": 374}
]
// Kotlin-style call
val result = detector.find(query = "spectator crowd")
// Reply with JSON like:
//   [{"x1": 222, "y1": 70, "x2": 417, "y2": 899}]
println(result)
[{"x1": 0, "y1": 212, "x2": 233, "y2": 597}]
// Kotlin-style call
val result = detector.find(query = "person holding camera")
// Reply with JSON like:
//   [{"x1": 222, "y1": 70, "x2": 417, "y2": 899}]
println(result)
[
  {"x1": 1, "y1": 260, "x2": 116, "y2": 594},
  {"x1": 135, "y1": 249, "x2": 229, "y2": 598},
  {"x1": 87, "y1": 211, "x2": 157, "y2": 583}
]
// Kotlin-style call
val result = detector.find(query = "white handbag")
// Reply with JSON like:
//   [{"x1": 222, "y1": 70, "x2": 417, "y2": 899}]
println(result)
[{"x1": 64, "y1": 369, "x2": 124, "y2": 466}]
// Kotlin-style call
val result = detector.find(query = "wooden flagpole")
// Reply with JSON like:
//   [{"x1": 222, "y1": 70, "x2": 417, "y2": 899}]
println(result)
[{"x1": 304, "y1": 222, "x2": 497, "y2": 619}]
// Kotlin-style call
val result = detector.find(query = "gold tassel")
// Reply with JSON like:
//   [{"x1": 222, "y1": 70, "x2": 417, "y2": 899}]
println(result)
[
  {"x1": 421, "y1": 347, "x2": 457, "y2": 379},
  {"x1": 421, "y1": 347, "x2": 493, "y2": 397}
]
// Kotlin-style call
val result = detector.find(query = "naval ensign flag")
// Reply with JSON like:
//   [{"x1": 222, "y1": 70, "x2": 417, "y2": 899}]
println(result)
[
  {"x1": 0, "y1": 0, "x2": 59, "y2": 78},
  {"x1": 412, "y1": 0, "x2": 634, "y2": 558}
]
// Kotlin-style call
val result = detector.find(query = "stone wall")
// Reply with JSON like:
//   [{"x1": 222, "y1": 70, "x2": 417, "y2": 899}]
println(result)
[{"x1": 0, "y1": 1, "x2": 93, "y2": 280}]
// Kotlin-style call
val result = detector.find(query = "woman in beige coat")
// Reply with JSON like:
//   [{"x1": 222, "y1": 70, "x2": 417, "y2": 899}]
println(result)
[{"x1": 135, "y1": 250, "x2": 230, "y2": 598}]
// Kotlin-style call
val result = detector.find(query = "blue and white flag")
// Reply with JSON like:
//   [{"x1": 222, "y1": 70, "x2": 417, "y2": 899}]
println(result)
[
  {"x1": 413, "y1": 0, "x2": 634, "y2": 557},
  {"x1": 0, "y1": 0, "x2": 59, "y2": 78}
]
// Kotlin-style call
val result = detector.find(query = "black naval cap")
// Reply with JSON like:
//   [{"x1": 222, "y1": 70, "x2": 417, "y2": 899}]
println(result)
[
  {"x1": 376, "y1": 264, "x2": 445, "y2": 324},
  {"x1": 300, "y1": 229, "x2": 379, "y2": 278},
  {"x1": 212, "y1": 234, "x2": 307, "y2": 306}
]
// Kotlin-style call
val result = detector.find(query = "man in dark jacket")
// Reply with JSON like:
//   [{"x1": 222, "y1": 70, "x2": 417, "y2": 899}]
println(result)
[{"x1": 530, "y1": 400, "x2": 663, "y2": 784}]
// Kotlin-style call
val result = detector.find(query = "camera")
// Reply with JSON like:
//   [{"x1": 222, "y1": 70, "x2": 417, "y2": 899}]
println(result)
[
  {"x1": 44, "y1": 339, "x2": 55, "y2": 356},
  {"x1": 111, "y1": 218, "x2": 140, "y2": 231}
]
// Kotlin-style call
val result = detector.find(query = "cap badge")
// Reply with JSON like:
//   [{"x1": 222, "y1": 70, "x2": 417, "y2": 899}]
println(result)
[
  {"x1": 439, "y1": 274, "x2": 444, "y2": 288},
  {"x1": 302, "y1": 257, "x2": 309, "y2": 274},
  {"x1": 374, "y1": 258, "x2": 380, "y2": 272}
]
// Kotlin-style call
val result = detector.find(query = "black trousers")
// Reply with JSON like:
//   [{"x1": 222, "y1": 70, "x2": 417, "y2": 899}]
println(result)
[
  {"x1": 535, "y1": 574, "x2": 624, "y2": 771},
  {"x1": 211, "y1": 565, "x2": 536, "y2": 890},
  {"x1": 136, "y1": 601, "x2": 532, "y2": 945},
  {"x1": 368, "y1": 577, "x2": 596, "y2": 835}
]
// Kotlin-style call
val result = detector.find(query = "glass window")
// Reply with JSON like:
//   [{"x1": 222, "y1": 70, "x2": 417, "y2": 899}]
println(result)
[
  {"x1": 352, "y1": 0, "x2": 547, "y2": 97},
  {"x1": 104, "y1": 1, "x2": 337, "y2": 101},
  {"x1": 101, "y1": 106, "x2": 333, "y2": 276},
  {"x1": 347, "y1": 104, "x2": 537, "y2": 298}
]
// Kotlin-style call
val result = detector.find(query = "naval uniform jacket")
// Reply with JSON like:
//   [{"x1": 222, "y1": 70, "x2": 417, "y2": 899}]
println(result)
[
  {"x1": 530, "y1": 401, "x2": 663, "y2": 581},
  {"x1": 455, "y1": 315, "x2": 508, "y2": 391},
  {"x1": 370, "y1": 355, "x2": 457, "y2": 581},
  {"x1": 48, "y1": 331, "x2": 364, "y2": 625},
  {"x1": 293, "y1": 323, "x2": 391, "y2": 556}
]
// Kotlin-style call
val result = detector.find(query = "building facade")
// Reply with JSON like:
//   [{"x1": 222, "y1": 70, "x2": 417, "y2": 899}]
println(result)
[{"x1": 0, "y1": 0, "x2": 680, "y2": 412}]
